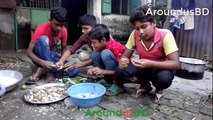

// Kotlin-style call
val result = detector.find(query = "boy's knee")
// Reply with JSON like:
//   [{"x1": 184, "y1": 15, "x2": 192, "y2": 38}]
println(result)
[
  {"x1": 153, "y1": 71, "x2": 174, "y2": 89},
  {"x1": 101, "y1": 49, "x2": 114, "y2": 59},
  {"x1": 91, "y1": 51, "x2": 100, "y2": 58},
  {"x1": 156, "y1": 79, "x2": 172, "y2": 89},
  {"x1": 37, "y1": 35, "x2": 49, "y2": 46}
]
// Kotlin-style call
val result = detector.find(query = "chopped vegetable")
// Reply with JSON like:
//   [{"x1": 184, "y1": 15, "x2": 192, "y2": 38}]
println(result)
[{"x1": 56, "y1": 77, "x2": 87, "y2": 86}]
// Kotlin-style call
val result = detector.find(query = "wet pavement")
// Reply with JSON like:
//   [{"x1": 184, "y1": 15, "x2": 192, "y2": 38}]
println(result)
[{"x1": 0, "y1": 50, "x2": 212, "y2": 120}]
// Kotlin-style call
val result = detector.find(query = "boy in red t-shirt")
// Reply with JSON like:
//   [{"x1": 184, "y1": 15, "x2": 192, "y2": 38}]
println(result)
[
  {"x1": 87, "y1": 24, "x2": 125, "y2": 88},
  {"x1": 26, "y1": 7, "x2": 79, "y2": 84}
]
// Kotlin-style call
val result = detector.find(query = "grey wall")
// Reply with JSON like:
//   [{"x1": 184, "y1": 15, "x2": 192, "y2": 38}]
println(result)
[
  {"x1": 102, "y1": 15, "x2": 133, "y2": 44},
  {"x1": 0, "y1": 9, "x2": 14, "y2": 34},
  {"x1": 17, "y1": 8, "x2": 31, "y2": 49},
  {"x1": 0, "y1": 9, "x2": 15, "y2": 50}
]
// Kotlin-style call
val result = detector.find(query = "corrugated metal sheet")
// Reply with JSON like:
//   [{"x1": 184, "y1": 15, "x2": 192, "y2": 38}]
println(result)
[{"x1": 174, "y1": 0, "x2": 212, "y2": 60}]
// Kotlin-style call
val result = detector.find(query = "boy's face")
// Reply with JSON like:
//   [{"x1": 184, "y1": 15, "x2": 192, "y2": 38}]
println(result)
[
  {"x1": 90, "y1": 38, "x2": 107, "y2": 51},
  {"x1": 134, "y1": 21, "x2": 156, "y2": 41},
  {"x1": 50, "y1": 19, "x2": 65, "y2": 33},
  {"x1": 81, "y1": 25, "x2": 93, "y2": 36}
]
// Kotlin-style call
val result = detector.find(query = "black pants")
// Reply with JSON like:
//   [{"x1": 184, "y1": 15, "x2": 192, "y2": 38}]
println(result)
[{"x1": 115, "y1": 63, "x2": 174, "y2": 90}]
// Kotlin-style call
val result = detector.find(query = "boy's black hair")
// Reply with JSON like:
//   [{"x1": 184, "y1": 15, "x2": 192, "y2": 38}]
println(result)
[
  {"x1": 50, "y1": 7, "x2": 67, "y2": 23},
  {"x1": 79, "y1": 14, "x2": 97, "y2": 26},
  {"x1": 129, "y1": 5, "x2": 155, "y2": 25},
  {"x1": 89, "y1": 24, "x2": 110, "y2": 42}
]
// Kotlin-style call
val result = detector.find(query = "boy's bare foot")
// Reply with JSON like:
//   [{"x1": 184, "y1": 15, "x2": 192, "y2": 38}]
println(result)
[
  {"x1": 31, "y1": 67, "x2": 46, "y2": 81},
  {"x1": 25, "y1": 67, "x2": 46, "y2": 85},
  {"x1": 46, "y1": 73, "x2": 55, "y2": 83},
  {"x1": 153, "y1": 89, "x2": 165, "y2": 104}
]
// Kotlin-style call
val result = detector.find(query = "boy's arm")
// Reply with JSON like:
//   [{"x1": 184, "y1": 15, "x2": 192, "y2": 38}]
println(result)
[
  {"x1": 121, "y1": 48, "x2": 134, "y2": 59},
  {"x1": 26, "y1": 42, "x2": 53, "y2": 69},
  {"x1": 59, "y1": 49, "x2": 71, "y2": 62},
  {"x1": 75, "y1": 59, "x2": 93, "y2": 68},
  {"x1": 58, "y1": 36, "x2": 85, "y2": 63},
  {"x1": 96, "y1": 69, "x2": 114, "y2": 75},
  {"x1": 152, "y1": 51, "x2": 180, "y2": 70},
  {"x1": 151, "y1": 31, "x2": 179, "y2": 70},
  {"x1": 60, "y1": 28, "x2": 68, "y2": 55},
  {"x1": 100, "y1": 70, "x2": 114, "y2": 75},
  {"x1": 61, "y1": 41, "x2": 67, "y2": 55},
  {"x1": 64, "y1": 59, "x2": 92, "y2": 71},
  {"x1": 122, "y1": 31, "x2": 135, "y2": 59},
  {"x1": 56, "y1": 49, "x2": 71, "y2": 68},
  {"x1": 132, "y1": 51, "x2": 180, "y2": 70},
  {"x1": 27, "y1": 42, "x2": 43, "y2": 64},
  {"x1": 87, "y1": 67, "x2": 115, "y2": 76},
  {"x1": 69, "y1": 35, "x2": 86, "y2": 54}
]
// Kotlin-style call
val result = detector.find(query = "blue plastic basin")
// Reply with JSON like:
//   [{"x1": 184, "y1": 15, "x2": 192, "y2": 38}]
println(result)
[{"x1": 67, "y1": 83, "x2": 106, "y2": 108}]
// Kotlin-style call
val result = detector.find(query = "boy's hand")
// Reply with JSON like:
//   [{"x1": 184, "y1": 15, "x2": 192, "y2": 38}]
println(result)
[
  {"x1": 55, "y1": 60, "x2": 64, "y2": 69},
  {"x1": 87, "y1": 67, "x2": 104, "y2": 76},
  {"x1": 119, "y1": 57, "x2": 129, "y2": 69},
  {"x1": 42, "y1": 61, "x2": 54, "y2": 69},
  {"x1": 132, "y1": 59, "x2": 152, "y2": 69},
  {"x1": 92, "y1": 67, "x2": 105, "y2": 75},
  {"x1": 87, "y1": 67, "x2": 95, "y2": 75},
  {"x1": 64, "y1": 63, "x2": 76, "y2": 71}
]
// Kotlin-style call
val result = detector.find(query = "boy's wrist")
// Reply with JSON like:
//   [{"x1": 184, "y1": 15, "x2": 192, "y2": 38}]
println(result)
[
  {"x1": 59, "y1": 58, "x2": 65, "y2": 63},
  {"x1": 120, "y1": 56, "x2": 129, "y2": 62}
]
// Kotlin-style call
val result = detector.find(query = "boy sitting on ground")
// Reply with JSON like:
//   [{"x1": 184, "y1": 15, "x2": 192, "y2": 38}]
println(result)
[
  {"x1": 56, "y1": 14, "x2": 96, "y2": 73},
  {"x1": 26, "y1": 7, "x2": 79, "y2": 84},
  {"x1": 86, "y1": 24, "x2": 125, "y2": 88},
  {"x1": 107, "y1": 5, "x2": 180, "y2": 104}
]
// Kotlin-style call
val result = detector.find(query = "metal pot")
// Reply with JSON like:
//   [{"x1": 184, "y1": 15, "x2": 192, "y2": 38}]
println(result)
[
  {"x1": 175, "y1": 57, "x2": 207, "y2": 80},
  {"x1": 0, "y1": 84, "x2": 6, "y2": 96},
  {"x1": 0, "y1": 70, "x2": 23, "y2": 92}
]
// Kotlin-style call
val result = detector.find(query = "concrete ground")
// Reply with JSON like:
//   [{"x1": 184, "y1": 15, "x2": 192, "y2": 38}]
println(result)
[{"x1": 0, "y1": 50, "x2": 212, "y2": 120}]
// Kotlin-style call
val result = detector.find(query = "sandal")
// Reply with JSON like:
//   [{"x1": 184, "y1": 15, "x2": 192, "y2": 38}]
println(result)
[
  {"x1": 132, "y1": 87, "x2": 152, "y2": 98},
  {"x1": 97, "y1": 79, "x2": 112, "y2": 87},
  {"x1": 105, "y1": 84, "x2": 125, "y2": 96},
  {"x1": 25, "y1": 76, "x2": 39, "y2": 85},
  {"x1": 153, "y1": 93, "x2": 164, "y2": 104}
]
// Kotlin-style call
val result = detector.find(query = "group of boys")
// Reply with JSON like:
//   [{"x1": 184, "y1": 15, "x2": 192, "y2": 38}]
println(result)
[{"x1": 26, "y1": 6, "x2": 179, "y2": 104}]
